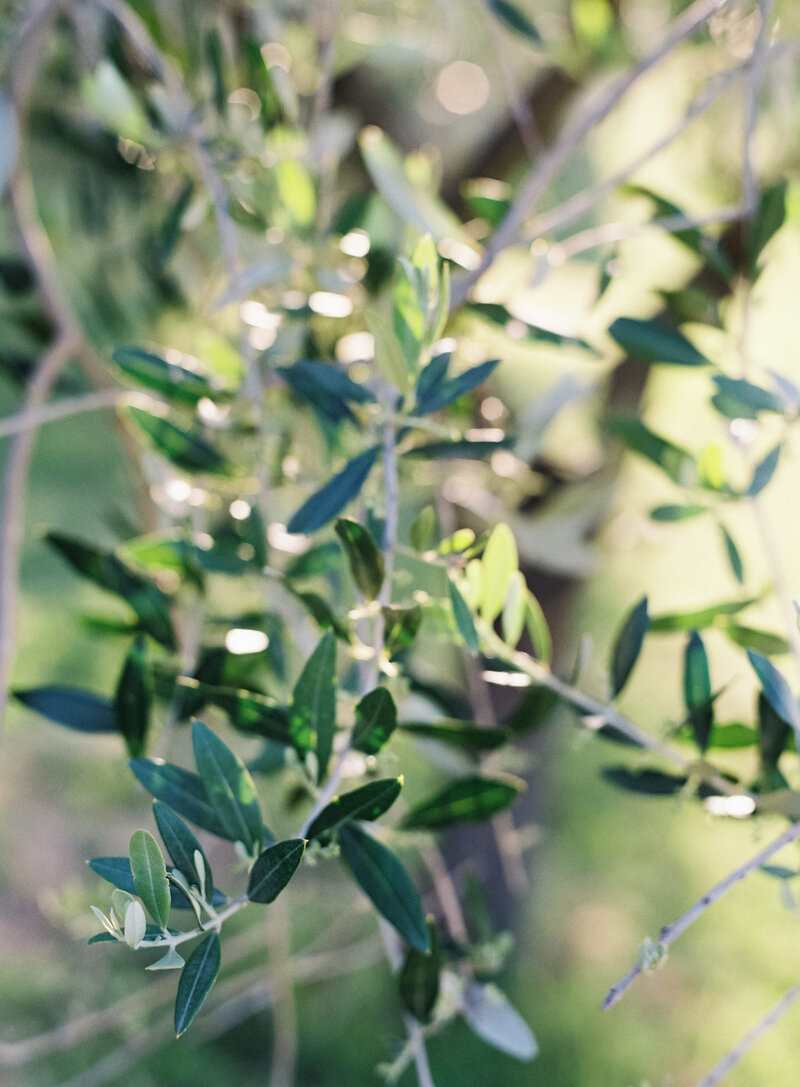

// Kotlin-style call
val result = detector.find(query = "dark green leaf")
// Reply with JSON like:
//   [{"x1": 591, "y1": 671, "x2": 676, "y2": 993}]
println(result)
[
  {"x1": 488, "y1": 0, "x2": 543, "y2": 44},
  {"x1": 400, "y1": 720, "x2": 509, "y2": 751},
  {"x1": 649, "y1": 503, "x2": 708, "y2": 522},
  {"x1": 339, "y1": 824, "x2": 429, "y2": 952},
  {"x1": 610, "y1": 597, "x2": 648, "y2": 698},
  {"x1": 335, "y1": 519, "x2": 385, "y2": 600},
  {"x1": 13, "y1": 686, "x2": 115, "y2": 732},
  {"x1": 415, "y1": 351, "x2": 451, "y2": 405},
  {"x1": 722, "y1": 624, "x2": 788, "y2": 656},
  {"x1": 608, "y1": 317, "x2": 711, "y2": 367},
  {"x1": 719, "y1": 525, "x2": 744, "y2": 584},
  {"x1": 287, "y1": 446, "x2": 380, "y2": 535},
  {"x1": 130, "y1": 760, "x2": 229, "y2": 839},
  {"x1": 289, "y1": 632, "x2": 337, "y2": 782},
  {"x1": 748, "y1": 180, "x2": 787, "y2": 279},
  {"x1": 124, "y1": 406, "x2": 227, "y2": 475},
  {"x1": 192, "y1": 720, "x2": 263, "y2": 854},
  {"x1": 46, "y1": 533, "x2": 174, "y2": 649},
  {"x1": 129, "y1": 829, "x2": 170, "y2": 930},
  {"x1": 758, "y1": 692, "x2": 792, "y2": 772},
  {"x1": 153, "y1": 802, "x2": 213, "y2": 897},
  {"x1": 399, "y1": 919, "x2": 440, "y2": 1023},
  {"x1": 608, "y1": 417, "x2": 696, "y2": 486},
  {"x1": 747, "y1": 445, "x2": 781, "y2": 497},
  {"x1": 352, "y1": 687, "x2": 398, "y2": 755},
  {"x1": 306, "y1": 778, "x2": 403, "y2": 841},
  {"x1": 403, "y1": 437, "x2": 514, "y2": 460},
  {"x1": 684, "y1": 631, "x2": 713, "y2": 752},
  {"x1": 181, "y1": 681, "x2": 292, "y2": 748},
  {"x1": 89, "y1": 856, "x2": 225, "y2": 910},
  {"x1": 289, "y1": 588, "x2": 352, "y2": 642},
  {"x1": 748, "y1": 651, "x2": 799, "y2": 734},
  {"x1": 174, "y1": 932, "x2": 220, "y2": 1036},
  {"x1": 449, "y1": 579, "x2": 480, "y2": 654},
  {"x1": 383, "y1": 603, "x2": 423, "y2": 657},
  {"x1": 278, "y1": 359, "x2": 374, "y2": 425},
  {"x1": 649, "y1": 598, "x2": 758, "y2": 631},
  {"x1": 416, "y1": 358, "x2": 500, "y2": 415},
  {"x1": 602, "y1": 767, "x2": 688, "y2": 795},
  {"x1": 503, "y1": 686, "x2": 559, "y2": 735},
  {"x1": 403, "y1": 775, "x2": 523, "y2": 830},
  {"x1": 158, "y1": 179, "x2": 194, "y2": 263},
  {"x1": 113, "y1": 637, "x2": 151, "y2": 758},
  {"x1": 284, "y1": 541, "x2": 342, "y2": 581},
  {"x1": 112, "y1": 346, "x2": 213, "y2": 405},
  {"x1": 247, "y1": 839, "x2": 306, "y2": 903},
  {"x1": 711, "y1": 376, "x2": 782, "y2": 420}
]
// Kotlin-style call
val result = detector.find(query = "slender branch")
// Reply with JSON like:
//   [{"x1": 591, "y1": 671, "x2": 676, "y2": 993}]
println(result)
[
  {"x1": 450, "y1": 0, "x2": 739, "y2": 308},
  {"x1": 0, "y1": 389, "x2": 119, "y2": 440},
  {"x1": 266, "y1": 894, "x2": 298, "y2": 1087},
  {"x1": 603, "y1": 817, "x2": 800, "y2": 1010},
  {"x1": 405, "y1": 1016, "x2": 437, "y2": 1087},
  {"x1": 741, "y1": 0, "x2": 773, "y2": 215}
]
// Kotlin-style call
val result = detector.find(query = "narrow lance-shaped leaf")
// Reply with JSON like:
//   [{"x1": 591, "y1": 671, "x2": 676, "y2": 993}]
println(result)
[
  {"x1": 748, "y1": 651, "x2": 800, "y2": 740},
  {"x1": 400, "y1": 919, "x2": 440, "y2": 1024},
  {"x1": 129, "y1": 759, "x2": 228, "y2": 840},
  {"x1": 247, "y1": 839, "x2": 306, "y2": 903},
  {"x1": 649, "y1": 597, "x2": 759, "y2": 632},
  {"x1": 192, "y1": 720, "x2": 263, "y2": 854},
  {"x1": 287, "y1": 446, "x2": 380, "y2": 535},
  {"x1": 462, "y1": 981, "x2": 538, "y2": 1060},
  {"x1": 13, "y1": 687, "x2": 115, "y2": 733},
  {"x1": 501, "y1": 570, "x2": 526, "y2": 648},
  {"x1": 113, "y1": 636, "x2": 151, "y2": 758},
  {"x1": 487, "y1": 0, "x2": 543, "y2": 44},
  {"x1": 339, "y1": 824, "x2": 430, "y2": 952},
  {"x1": 306, "y1": 778, "x2": 403, "y2": 841},
  {"x1": 112, "y1": 345, "x2": 213, "y2": 405},
  {"x1": 481, "y1": 523, "x2": 518, "y2": 625},
  {"x1": 129, "y1": 829, "x2": 171, "y2": 931},
  {"x1": 748, "y1": 180, "x2": 787, "y2": 279},
  {"x1": 416, "y1": 358, "x2": 501, "y2": 415},
  {"x1": 153, "y1": 802, "x2": 213, "y2": 897},
  {"x1": 608, "y1": 418, "x2": 696, "y2": 487},
  {"x1": 383, "y1": 604, "x2": 423, "y2": 657},
  {"x1": 174, "y1": 932, "x2": 221, "y2": 1036},
  {"x1": 289, "y1": 631, "x2": 337, "y2": 783},
  {"x1": 747, "y1": 445, "x2": 780, "y2": 498},
  {"x1": 399, "y1": 720, "x2": 509, "y2": 751},
  {"x1": 335, "y1": 519, "x2": 385, "y2": 600},
  {"x1": 610, "y1": 597, "x2": 648, "y2": 698},
  {"x1": 684, "y1": 630, "x2": 713, "y2": 752},
  {"x1": 352, "y1": 687, "x2": 398, "y2": 755},
  {"x1": 719, "y1": 524, "x2": 744, "y2": 584},
  {"x1": 402, "y1": 775, "x2": 524, "y2": 830},
  {"x1": 88, "y1": 856, "x2": 226, "y2": 910},
  {"x1": 711, "y1": 375, "x2": 783, "y2": 420},
  {"x1": 449, "y1": 578, "x2": 480, "y2": 654},
  {"x1": 366, "y1": 309, "x2": 413, "y2": 393},
  {"x1": 608, "y1": 317, "x2": 711, "y2": 367},
  {"x1": 649, "y1": 503, "x2": 708, "y2": 522},
  {"x1": 123, "y1": 406, "x2": 228, "y2": 476}
]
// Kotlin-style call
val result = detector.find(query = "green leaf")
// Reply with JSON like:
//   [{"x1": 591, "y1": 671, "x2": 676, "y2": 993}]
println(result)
[
  {"x1": 383, "y1": 603, "x2": 423, "y2": 657},
  {"x1": 602, "y1": 767, "x2": 688, "y2": 796},
  {"x1": 399, "y1": 720, "x2": 509, "y2": 751},
  {"x1": 758, "y1": 692, "x2": 792, "y2": 773},
  {"x1": 339, "y1": 824, "x2": 429, "y2": 952},
  {"x1": 393, "y1": 259, "x2": 426, "y2": 368},
  {"x1": 403, "y1": 775, "x2": 523, "y2": 830},
  {"x1": 89, "y1": 856, "x2": 225, "y2": 910},
  {"x1": 610, "y1": 597, "x2": 648, "y2": 698},
  {"x1": 711, "y1": 375, "x2": 783, "y2": 420},
  {"x1": 191, "y1": 721, "x2": 263, "y2": 853},
  {"x1": 462, "y1": 981, "x2": 538, "y2": 1060},
  {"x1": 722, "y1": 624, "x2": 788, "y2": 656},
  {"x1": 352, "y1": 687, "x2": 398, "y2": 755},
  {"x1": 461, "y1": 178, "x2": 511, "y2": 227},
  {"x1": 287, "y1": 446, "x2": 380, "y2": 535},
  {"x1": 409, "y1": 506, "x2": 436, "y2": 552},
  {"x1": 278, "y1": 359, "x2": 375, "y2": 425},
  {"x1": 625, "y1": 185, "x2": 734, "y2": 283},
  {"x1": 481, "y1": 524, "x2": 518, "y2": 625},
  {"x1": 748, "y1": 180, "x2": 787, "y2": 279},
  {"x1": 153, "y1": 802, "x2": 213, "y2": 898},
  {"x1": 335, "y1": 519, "x2": 385, "y2": 600},
  {"x1": 289, "y1": 632, "x2": 337, "y2": 782},
  {"x1": 275, "y1": 160, "x2": 316, "y2": 228},
  {"x1": 113, "y1": 637, "x2": 151, "y2": 758},
  {"x1": 719, "y1": 524, "x2": 744, "y2": 584},
  {"x1": 306, "y1": 778, "x2": 403, "y2": 841},
  {"x1": 247, "y1": 839, "x2": 306, "y2": 903},
  {"x1": 13, "y1": 686, "x2": 115, "y2": 733},
  {"x1": 112, "y1": 346, "x2": 214, "y2": 405},
  {"x1": 608, "y1": 317, "x2": 711, "y2": 367},
  {"x1": 487, "y1": 0, "x2": 542, "y2": 43},
  {"x1": 129, "y1": 829, "x2": 170, "y2": 930},
  {"x1": 174, "y1": 932, "x2": 220, "y2": 1036},
  {"x1": 284, "y1": 541, "x2": 343, "y2": 581},
  {"x1": 467, "y1": 302, "x2": 595, "y2": 352},
  {"x1": 748, "y1": 652, "x2": 800, "y2": 736},
  {"x1": 130, "y1": 759, "x2": 228, "y2": 840},
  {"x1": 366, "y1": 310, "x2": 412, "y2": 393},
  {"x1": 501, "y1": 571, "x2": 526, "y2": 648},
  {"x1": 124, "y1": 406, "x2": 228, "y2": 476},
  {"x1": 649, "y1": 503, "x2": 708, "y2": 522},
  {"x1": 525, "y1": 591, "x2": 552, "y2": 663},
  {"x1": 416, "y1": 358, "x2": 500, "y2": 415},
  {"x1": 747, "y1": 444, "x2": 781, "y2": 497},
  {"x1": 182, "y1": 682, "x2": 292, "y2": 748},
  {"x1": 404, "y1": 436, "x2": 514, "y2": 460},
  {"x1": 608, "y1": 417, "x2": 696, "y2": 486},
  {"x1": 706, "y1": 722, "x2": 758, "y2": 750},
  {"x1": 684, "y1": 631, "x2": 713, "y2": 752},
  {"x1": 45, "y1": 533, "x2": 175, "y2": 649},
  {"x1": 649, "y1": 598, "x2": 758, "y2": 631},
  {"x1": 158, "y1": 179, "x2": 194, "y2": 263},
  {"x1": 449, "y1": 578, "x2": 480, "y2": 653},
  {"x1": 399, "y1": 920, "x2": 440, "y2": 1024}
]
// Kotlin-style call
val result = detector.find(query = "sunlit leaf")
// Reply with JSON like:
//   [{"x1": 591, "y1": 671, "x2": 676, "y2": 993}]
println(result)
[
  {"x1": 383, "y1": 603, "x2": 423, "y2": 657},
  {"x1": 352, "y1": 687, "x2": 398, "y2": 755},
  {"x1": 306, "y1": 778, "x2": 403, "y2": 841},
  {"x1": 335, "y1": 519, "x2": 385, "y2": 600},
  {"x1": 462, "y1": 981, "x2": 538, "y2": 1060},
  {"x1": 649, "y1": 598, "x2": 758, "y2": 631},
  {"x1": 112, "y1": 346, "x2": 214, "y2": 405},
  {"x1": 192, "y1": 721, "x2": 263, "y2": 854},
  {"x1": 481, "y1": 524, "x2": 518, "y2": 625},
  {"x1": 289, "y1": 631, "x2": 337, "y2": 782},
  {"x1": 402, "y1": 775, "x2": 523, "y2": 829},
  {"x1": 366, "y1": 310, "x2": 412, "y2": 393},
  {"x1": 123, "y1": 406, "x2": 227, "y2": 476},
  {"x1": 609, "y1": 317, "x2": 711, "y2": 367}
]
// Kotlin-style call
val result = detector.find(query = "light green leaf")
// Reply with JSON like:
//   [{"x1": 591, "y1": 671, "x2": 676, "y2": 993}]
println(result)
[
  {"x1": 366, "y1": 310, "x2": 412, "y2": 393},
  {"x1": 335, "y1": 519, "x2": 385, "y2": 600},
  {"x1": 501, "y1": 571, "x2": 526, "y2": 648},
  {"x1": 480, "y1": 524, "x2": 518, "y2": 624},
  {"x1": 462, "y1": 981, "x2": 538, "y2": 1060},
  {"x1": 129, "y1": 829, "x2": 170, "y2": 931},
  {"x1": 409, "y1": 506, "x2": 436, "y2": 552}
]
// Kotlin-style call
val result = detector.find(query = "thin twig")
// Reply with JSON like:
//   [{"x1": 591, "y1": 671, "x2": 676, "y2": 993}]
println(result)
[
  {"x1": 266, "y1": 894, "x2": 298, "y2": 1087},
  {"x1": 450, "y1": 0, "x2": 739, "y2": 308},
  {"x1": 603, "y1": 817, "x2": 800, "y2": 1010},
  {"x1": 694, "y1": 979, "x2": 800, "y2": 1086},
  {"x1": 0, "y1": 389, "x2": 119, "y2": 440}
]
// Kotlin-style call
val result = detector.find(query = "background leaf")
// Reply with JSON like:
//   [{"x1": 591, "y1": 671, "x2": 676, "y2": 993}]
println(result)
[
  {"x1": 402, "y1": 776, "x2": 523, "y2": 830},
  {"x1": 610, "y1": 597, "x2": 648, "y2": 697},
  {"x1": 288, "y1": 447, "x2": 380, "y2": 535},
  {"x1": 289, "y1": 631, "x2": 337, "y2": 782}
]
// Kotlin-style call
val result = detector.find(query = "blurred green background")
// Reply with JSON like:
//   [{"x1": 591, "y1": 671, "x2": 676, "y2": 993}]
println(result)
[{"x1": 4, "y1": 1, "x2": 800, "y2": 1084}]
